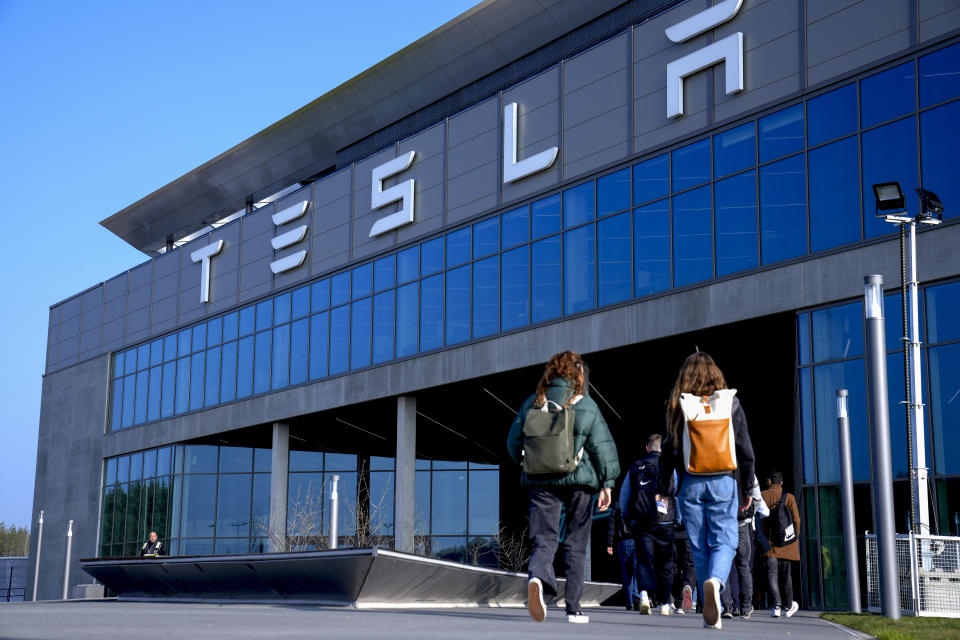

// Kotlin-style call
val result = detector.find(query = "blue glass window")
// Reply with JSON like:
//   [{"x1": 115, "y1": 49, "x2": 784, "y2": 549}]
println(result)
[
  {"x1": 532, "y1": 194, "x2": 561, "y2": 239},
  {"x1": 271, "y1": 324, "x2": 290, "y2": 390},
  {"x1": 150, "y1": 339, "x2": 163, "y2": 367},
  {"x1": 759, "y1": 104, "x2": 804, "y2": 162},
  {"x1": 222, "y1": 312, "x2": 238, "y2": 343},
  {"x1": 811, "y1": 301, "x2": 864, "y2": 362},
  {"x1": 177, "y1": 329, "x2": 191, "y2": 357},
  {"x1": 290, "y1": 318, "x2": 309, "y2": 385},
  {"x1": 311, "y1": 279, "x2": 330, "y2": 312},
  {"x1": 114, "y1": 352, "x2": 125, "y2": 378},
  {"x1": 175, "y1": 358, "x2": 189, "y2": 413},
  {"x1": 422, "y1": 238, "x2": 444, "y2": 275},
  {"x1": 432, "y1": 471, "x2": 466, "y2": 535},
  {"x1": 204, "y1": 347, "x2": 220, "y2": 407},
  {"x1": 220, "y1": 341, "x2": 237, "y2": 403},
  {"x1": 634, "y1": 200, "x2": 671, "y2": 297},
  {"x1": 715, "y1": 170, "x2": 757, "y2": 276},
  {"x1": 814, "y1": 359, "x2": 869, "y2": 482},
  {"x1": 672, "y1": 139, "x2": 710, "y2": 192},
  {"x1": 236, "y1": 336, "x2": 253, "y2": 398},
  {"x1": 396, "y1": 283, "x2": 418, "y2": 358},
  {"x1": 291, "y1": 286, "x2": 310, "y2": 320},
  {"x1": 634, "y1": 154, "x2": 669, "y2": 205},
  {"x1": 921, "y1": 101, "x2": 960, "y2": 222},
  {"x1": 598, "y1": 212, "x2": 631, "y2": 306},
  {"x1": 190, "y1": 352, "x2": 204, "y2": 411},
  {"x1": 808, "y1": 84, "x2": 857, "y2": 146},
  {"x1": 886, "y1": 351, "x2": 911, "y2": 479},
  {"x1": 253, "y1": 330, "x2": 271, "y2": 394},
  {"x1": 446, "y1": 228, "x2": 471, "y2": 268},
  {"x1": 473, "y1": 218, "x2": 499, "y2": 258},
  {"x1": 110, "y1": 378, "x2": 123, "y2": 430},
  {"x1": 714, "y1": 122, "x2": 755, "y2": 177},
  {"x1": 473, "y1": 256, "x2": 498, "y2": 338},
  {"x1": 532, "y1": 236, "x2": 561, "y2": 323},
  {"x1": 255, "y1": 301, "x2": 272, "y2": 332},
  {"x1": 930, "y1": 343, "x2": 960, "y2": 475},
  {"x1": 673, "y1": 186, "x2": 713, "y2": 286},
  {"x1": 331, "y1": 272, "x2": 350, "y2": 307},
  {"x1": 798, "y1": 312, "x2": 811, "y2": 366},
  {"x1": 502, "y1": 246, "x2": 529, "y2": 331},
  {"x1": 420, "y1": 274, "x2": 444, "y2": 351},
  {"x1": 920, "y1": 42, "x2": 960, "y2": 108},
  {"x1": 563, "y1": 182, "x2": 595, "y2": 228},
  {"x1": 163, "y1": 334, "x2": 178, "y2": 362},
  {"x1": 137, "y1": 344, "x2": 150, "y2": 370},
  {"x1": 134, "y1": 371, "x2": 148, "y2": 424},
  {"x1": 598, "y1": 168, "x2": 630, "y2": 216},
  {"x1": 308, "y1": 312, "x2": 329, "y2": 380},
  {"x1": 809, "y1": 136, "x2": 860, "y2": 252},
  {"x1": 799, "y1": 367, "x2": 814, "y2": 483},
  {"x1": 760, "y1": 154, "x2": 807, "y2": 264},
  {"x1": 926, "y1": 281, "x2": 960, "y2": 344},
  {"x1": 274, "y1": 293, "x2": 291, "y2": 325},
  {"x1": 373, "y1": 290, "x2": 395, "y2": 364},
  {"x1": 350, "y1": 297, "x2": 372, "y2": 369},
  {"x1": 329, "y1": 305, "x2": 350, "y2": 375},
  {"x1": 374, "y1": 255, "x2": 395, "y2": 292},
  {"x1": 501, "y1": 206, "x2": 529, "y2": 248},
  {"x1": 206, "y1": 319, "x2": 222, "y2": 347},
  {"x1": 446, "y1": 266, "x2": 470, "y2": 345},
  {"x1": 238, "y1": 307, "x2": 255, "y2": 337},
  {"x1": 862, "y1": 116, "x2": 918, "y2": 238},
  {"x1": 397, "y1": 246, "x2": 419, "y2": 283},
  {"x1": 161, "y1": 361, "x2": 176, "y2": 418},
  {"x1": 563, "y1": 224, "x2": 595, "y2": 315},
  {"x1": 190, "y1": 325, "x2": 206, "y2": 354},
  {"x1": 352, "y1": 263, "x2": 372, "y2": 300},
  {"x1": 861, "y1": 62, "x2": 915, "y2": 128}
]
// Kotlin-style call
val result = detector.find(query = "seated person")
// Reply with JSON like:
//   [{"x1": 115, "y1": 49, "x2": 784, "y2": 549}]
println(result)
[{"x1": 139, "y1": 531, "x2": 166, "y2": 557}]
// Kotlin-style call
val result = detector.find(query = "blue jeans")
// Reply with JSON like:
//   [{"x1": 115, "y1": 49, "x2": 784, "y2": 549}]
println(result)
[
  {"x1": 616, "y1": 538, "x2": 639, "y2": 605},
  {"x1": 675, "y1": 473, "x2": 738, "y2": 598}
]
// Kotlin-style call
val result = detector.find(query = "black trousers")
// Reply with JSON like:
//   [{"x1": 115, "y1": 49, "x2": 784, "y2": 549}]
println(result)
[
  {"x1": 766, "y1": 557, "x2": 794, "y2": 608},
  {"x1": 722, "y1": 524, "x2": 753, "y2": 610},
  {"x1": 527, "y1": 487, "x2": 593, "y2": 614},
  {"x1": 672, "y1": 530, "x2": 697, "y2": 606},
  {"x1": 635, "y1": 523, "x2": 675, "y2": 606}
]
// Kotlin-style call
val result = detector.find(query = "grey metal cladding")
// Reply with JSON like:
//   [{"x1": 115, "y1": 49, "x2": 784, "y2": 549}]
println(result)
[
  {"x1": 46, "y1": 345, "x2": 57, "y2": 370},
  {"x1": 80, "y1": 328, "x2": 101, "y2": 358},
  {"x1": 445, "y1": 97, "x2": 499, "y2": 224},
  {"x1": 104, "y1": 274, "x2": 127, "y2": 302},
  {"x1": 447, "y1": 97, "x2": 499, "y2": 147},
  {"x1": 126, "y1": 283, "x2": 151, "y2": 313},
  {"x1": 177, "y1": 242, "x2": 205, "y2": 322},
  {"x1": 81, "y1": 307, "x2": 101, "y2": 334},
  {"x1": 102, "y1": 317, "x2": 124, "y2": 348},
  {"x1": 238, "y1": 257, "x2": 272, "y2": 305},
  {"x1": 61, "y1": 296, "x2": 81, "y2": 320},
  {"x1": 311, "y1": 171, "x2": 352, "y2": 277},
  {"x1": 397, "y1": 124, "x2": 446, "y2": 244},
  {"x1": 58, "y1": 336, "x2": 78, "y2": 367},
  {"x1": 102, "y1": 297, "x2": 126, "y2": 324},
  {"x1": 150, "y1": 295, "x2": 177, "y2": 329},
  {"x1": 59, "y1": 314, "x2": 80, "y2": 339},
  {"x1": 806, "y1": 0, "x2": 911, "y2": 86},
  {"x1": 919, "y1": 0, "x2": 960, "y2": 43},
  {"x1": 128, "y1": 262, "x2": 152, "y2": 291},
  {"x1": 125, "y1": 306, "x2": 150, "y2": 343},
  {"x1": 311, "y1": 226, "x2": 351, "y2": 277},
  {"x1": 502, "y1": 66, "x2": 562, "y2": 203},
  {"x1": 352, "y1": 147, "x2": 400, "y2": 258}
]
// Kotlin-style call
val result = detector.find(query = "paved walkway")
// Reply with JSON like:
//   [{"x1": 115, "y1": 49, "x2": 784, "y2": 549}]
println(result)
[{"x1": 0, "y1": 600, "x2": 868, "y2": 640}]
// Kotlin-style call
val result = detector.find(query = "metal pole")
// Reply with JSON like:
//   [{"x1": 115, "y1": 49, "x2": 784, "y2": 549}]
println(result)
[
  {"x1": 837, "y1": 389, "x2": 862, "y2": 613},
  {"x1": 32, "y1": 510, "x2": 43, "y2": 601},
  {"x1": 908, "y1": 221, "x2": 930, "y2": 534},
  {"x1": 864, "y1": 275, "x2": 901, "y2": 620},
  {"x1": 61, "y1": 520, "x2": 73, "y2": 600},
  {"x1": 328, "y1": 475, "x2": 340, "y2": 550}
]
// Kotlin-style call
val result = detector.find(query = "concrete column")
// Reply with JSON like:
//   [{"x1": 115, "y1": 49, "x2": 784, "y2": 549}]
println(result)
[
  {"x1": 269, "y1": 422, "x2": 290, "y2": 552},
  {"x1": 395, "y1": 396, "x2": 416, "y2": 553}
]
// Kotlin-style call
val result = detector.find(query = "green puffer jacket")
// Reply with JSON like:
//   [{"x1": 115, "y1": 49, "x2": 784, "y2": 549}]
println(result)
[{"x1": 506, "y1": 378, "x2": 620, "y2": 490}]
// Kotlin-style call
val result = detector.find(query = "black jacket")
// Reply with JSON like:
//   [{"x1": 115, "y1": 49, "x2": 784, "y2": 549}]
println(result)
[
  {"x1": 620, "y1": 450, "x2": 676, "y2": 527},
  {"x1": 658, "y1": 396, "x2": 756, "y2": 497},
  {"x1": 606, "y1": 502, "x2": 631, "y2": 547},
  {"x1": 140, "y1": 539, "x2": 165, "y2": 556}
]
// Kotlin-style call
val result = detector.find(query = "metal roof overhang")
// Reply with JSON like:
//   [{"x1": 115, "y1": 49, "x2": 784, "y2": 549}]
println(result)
[{"x1": 100, "y1": 0, "x2": 628, "y2": 255}]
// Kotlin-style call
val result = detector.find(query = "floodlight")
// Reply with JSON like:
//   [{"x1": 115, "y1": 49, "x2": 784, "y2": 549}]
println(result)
[
  {"x1": 916, "y1": 188, "x2": 944, "y2": 221},
  {"x1": 873, "y1": 182, "x2": 905, "y2": 213}
]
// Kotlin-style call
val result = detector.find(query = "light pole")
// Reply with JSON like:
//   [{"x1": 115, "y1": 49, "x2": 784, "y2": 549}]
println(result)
[{"x1": 872, "y1": 183, "x2": 944, "y2": 535}]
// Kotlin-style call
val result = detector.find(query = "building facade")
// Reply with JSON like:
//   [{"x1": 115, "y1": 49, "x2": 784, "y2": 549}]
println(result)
[{"x1": 31, "y1": 0, "x2": 960, "y2": 608}]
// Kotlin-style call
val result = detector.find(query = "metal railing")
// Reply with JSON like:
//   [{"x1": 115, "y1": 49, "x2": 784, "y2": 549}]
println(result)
[{"x1": 866, "y1": 533, "x2": 960, "y2": 617}]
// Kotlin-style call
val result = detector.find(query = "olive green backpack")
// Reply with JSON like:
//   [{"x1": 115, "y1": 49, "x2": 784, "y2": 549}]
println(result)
[{"x1": 521, "y1": 395, "x2": 584, "y2": 475}]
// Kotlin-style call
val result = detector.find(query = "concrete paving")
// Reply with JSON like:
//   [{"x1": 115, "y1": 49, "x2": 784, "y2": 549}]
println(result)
[{"x1": 0, "y1": 600, "x2": 867, "y2": 640}]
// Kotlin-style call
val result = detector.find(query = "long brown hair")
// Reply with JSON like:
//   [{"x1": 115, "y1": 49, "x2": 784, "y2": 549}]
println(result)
[
  {"x1": 534, "y1": 350, "x2": 586, "y2": 407},
  {"x1": 665, "y1": 351, "x2": 727, "y2": 443}
]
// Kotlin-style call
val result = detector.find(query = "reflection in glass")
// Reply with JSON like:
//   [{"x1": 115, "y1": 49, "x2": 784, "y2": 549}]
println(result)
[
  {"x1": 446, "y1": 228, "x2": 471, "y2": 268},
  {"x1": 715, "y1": 171, "x2": 757, "y2": 276},
  {"x1": 223, "y1": 312, "x2": 239, "y2": 342},
  {"x1": 598, "y1": 212, "x2": 631, "y2": 306},
  {"x1": 309, "y1": 312, "x2": 329, "y2": 380},
  {"x1": 396, "y1": 283, "x2": 418, "y2": 358},
  {"x1": 331, "y1": 272, "x2": 351, "y2": 307},
  {"x1": 813, "y1": 359, "x2": 869, "y2": 483},
  {"x1": 219, "y1": 447, "x2": 252, "y2": 473},
  {"x1": 920, "y1": 42, "x2": 960, "y2": 108},
  {"x1": 673, "y1": 186, "x2": 712, "y2": 286},
  {"x1": 253, "y1": 330, "x2": 271, "y2": 394},
  {"x1": 374, "y1": 255, "x2": 396, "y2": 292},
  {"x1": 468, "y1": 470, "x2": 499, "y2": 535},
  {"x1": 929, "y1": 343, "x2": 960, "y2": 475},
  {"x1": 759, "y1": 104, "x2": 803, "y2": 162},
  {"x1": 329, "y1": 305, "x2": 350, "y2": 375},
  {"x1": 446, "y1": 266, "x2": 470, "y2": 345},
  {"x1": 216, "y1": 474, "x2": 252, "y2": 537},
  {"x1": 634, "y1": 200, "x2": 670, "y2": 297},
  {"x1": 563, "y1": 182, "x2": 595, "y2": 228},
  {"x1": 473, "y1": 256, "x2": 499, "y2": 338},
  {"x1": 672, "y1": 139, "x2": 710, "y2": 192},
  {"x1": 861, "y1": 62, "x2": 915, "y2": 128},
  {"x1": 713, "y1": 122, "x2": 755, "y2": 178},
  {"x1": 181, "y1": 475, "x2": 216, "y2": 538},
  {"x1": 811, "y1": 302, "x2": 864, "y2": 362},
  {"x1": 760, "y1": 154, "x2": 807, "y2": 264},
  {"x1": 862, "y1": 116, "x2": 918, "y2": 238},
  {"x1": 311, "y1": 279, "x2": 330, "y2": 313},
  {"x1": 290, "y1": 318, "x2": 309, "y2": 385},
  {"x1": 350, "y1": 298, "x2": 372, "y2": 369},
  {"x1": 634, "y1": 154, "x2": 668, "y2": 205},
  {"x1": 184, "y1": 445, "x2": 218, "y2": 473},
  {"x1": 373, "y1": 291, "x2": 395, "y2": 364},
  {"x1": 204, "y1": 347, "x2": 220, "y2": 407},
  {"x1": 799, "y1": 368, "x2": 815, "y2": 484},
  {"x1": 807, "y1": 84, "x2": 856, "y2": 146},
  {"x1": 809, "y1": 137, "x2": 860, "y2": 252},
  {"x1": 502, "y1": 247, "x2": 529, "y2": 331},
  {"x1": 598, "y1": 168, "x2": 630, "y2": 216},
  {"x1": 397, "y1": 246, "x2": 419, "y2": 283},
  {"x1": 174, "y1": 358, "x2": 189, "y2": 414},
  {"x1": 421, "y1": 274, "x2": 444, "y2": 351},
  {"x1": 274, "y1": 293, "x2": 291, "y2": 325},
  {"x1": 473, "y1": 218, "x2": 499, "y2": 258},
  {"x1": 532, "y1": 236, "x2": 562, "y2": 323},
  {"x1": 422, "y1": 237, "x2": 444, "y2": 275},
  {"x1": 432, "y1": 470, "x2": 467, "y2": 535},
  {"x1": 920, "y1": 101, "x2": 960, "y2": 223},
  {"x1": 501, "y1": 206, "x2": 529, "y2": 249},
  {"x1": 352, "y1": 263, "x2": 372, "y2": 300},
  {"x1": 563, "y1": 224, "x2": 595, "y2": 315},
  {"x1": 532, "y1": 194, "x2": 561, "y2": 239}
]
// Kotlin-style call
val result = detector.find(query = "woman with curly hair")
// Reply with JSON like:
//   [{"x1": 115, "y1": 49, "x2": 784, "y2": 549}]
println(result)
[{"x1": 507, "y1": 350, "x2": 620, "y2": 624}]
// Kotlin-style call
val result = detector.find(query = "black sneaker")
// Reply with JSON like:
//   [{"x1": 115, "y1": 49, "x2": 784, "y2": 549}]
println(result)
[{"x1": 741, "y1": 605, "x2": 754, "y2": 619}]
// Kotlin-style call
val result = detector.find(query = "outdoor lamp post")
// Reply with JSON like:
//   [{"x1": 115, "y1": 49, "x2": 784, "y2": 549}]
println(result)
[{"x1": 872, "y1": 182, "x2": 944, "y2": 536}]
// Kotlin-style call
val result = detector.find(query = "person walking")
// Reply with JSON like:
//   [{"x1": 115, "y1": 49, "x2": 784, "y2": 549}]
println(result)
[
  {"x1": 620, "y1": 434, "x2": 676, "y2": 615},
  {"x1": 507, "y1": 350, "x2": 620, "y2": 624},
  {"x1": 657, "y1": 351, "x2": 756, "y2": 630},
  {"x1": 606, "y1": 500, "x2": 639, "y2": 610},
  {"x1": 720, "y1": 475, "x2": 763, "y2": 619},
  {"x1": 761, "y1": 469, "x2": 801, "y2": 619}
]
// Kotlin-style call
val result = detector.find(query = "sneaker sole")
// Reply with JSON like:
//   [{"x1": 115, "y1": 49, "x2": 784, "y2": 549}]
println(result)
[
  {"x1": 703, "y1": 580, "x2": 720, "y2": 628},
  {"x1": 527, "y1": 581, "x2": 546, "y2": 622},
  {"x1": 786, "y1": 602, "x2": 799, "y2": 618},
  {"x1": 682, "y1": 586, "x2": 693, "y2": 613}
]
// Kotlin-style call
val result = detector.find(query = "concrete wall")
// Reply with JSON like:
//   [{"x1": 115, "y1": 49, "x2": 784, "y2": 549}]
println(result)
[
  {"x1": 44, "y1": 0, "x2": 960, "y2": 374},
  {"x1": 0, "y1": 557, "x2": 28, "y2": 602}
]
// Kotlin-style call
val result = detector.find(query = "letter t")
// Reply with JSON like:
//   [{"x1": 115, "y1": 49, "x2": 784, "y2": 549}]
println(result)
[{"x1": 190, "y1": 240, "x2": 224, "y2": 303}]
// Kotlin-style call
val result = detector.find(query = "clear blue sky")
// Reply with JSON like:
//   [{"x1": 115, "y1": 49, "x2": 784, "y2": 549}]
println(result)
[{"x1": 0, "y1": 0, "x2": 479, "y2": 529}]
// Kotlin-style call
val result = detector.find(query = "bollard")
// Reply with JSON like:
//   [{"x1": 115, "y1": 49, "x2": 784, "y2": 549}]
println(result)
[
  {"x1": 61, "y1": 520, "x2": 73, "y2": 600},
  {"x1": 837, "y1": 390, "x2": 862, "y2": 613},
  {"x1": 864, "y1": 275, "x2": 901, "y2": 620},
  {"x1": 32, "y1": 510, "x2": 43, "y2": 601},
  {"x1": 329, "y1": 475, "x2": 340, "y2": 549}
]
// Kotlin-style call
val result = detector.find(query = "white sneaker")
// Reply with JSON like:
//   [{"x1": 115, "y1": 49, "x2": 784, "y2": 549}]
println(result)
[
  {"x1": 674, "y1": 603, "x2": 685, "y2": 615},
  {"x1": 786, "y1": 601, "x2": 799, "y2": 618},
  {"x1": 638, "y1": 590, "x2": 651, "y2": 615},
  {"x1": 527, "y1": 578, "x2": 546, "y2": 622},
  {"x1": 771, "y1": 605, "x2": 782, "y2": 618},
  {"x1": 702, "y1": 578, "x2": 721, "y2": 629},
  {"x1": 567, "y1": 612, "x2": 589, "y2": 623},
  {"x1": 660, "y1": 603, "x2": 672, "y2": 615}
]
